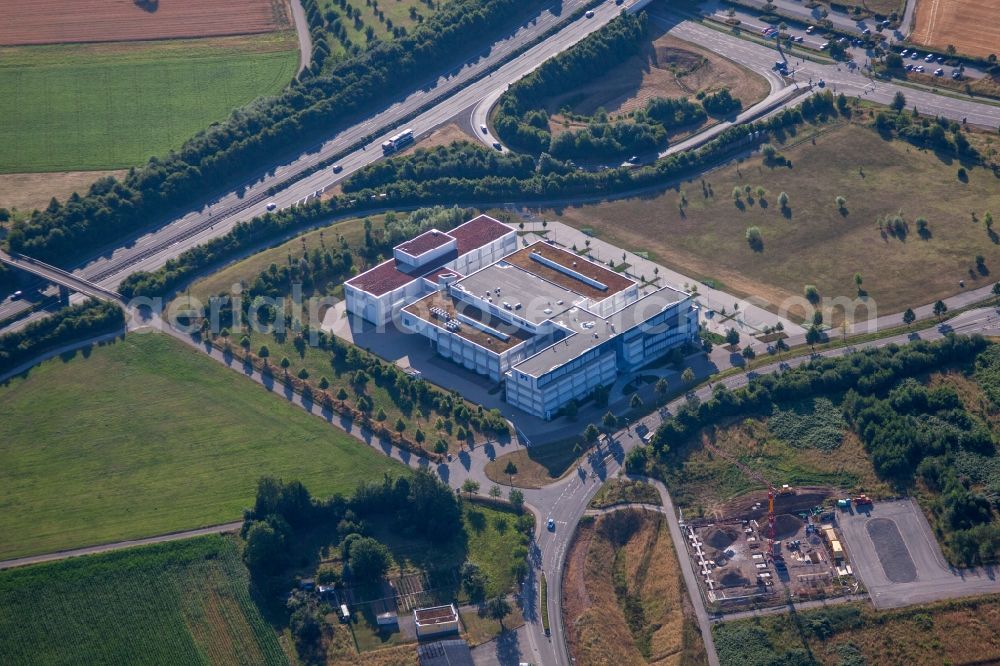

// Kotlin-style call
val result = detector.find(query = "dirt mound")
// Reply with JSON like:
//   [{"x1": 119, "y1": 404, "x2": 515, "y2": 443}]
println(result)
[
  {"x1": 774, "y1": 514, "x2": 803, "y2": 540},
  {"x1": 703, "y1": 526, "x2": 739, "y2": 549},
  {"x1": 718, "y1": 570, "x2": 749, "y2": 588}
]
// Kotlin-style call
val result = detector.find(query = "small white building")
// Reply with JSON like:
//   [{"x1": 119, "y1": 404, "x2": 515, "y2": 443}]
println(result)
[{"x1": 414, "y1": 604, "x2": 460, "y2": 639}]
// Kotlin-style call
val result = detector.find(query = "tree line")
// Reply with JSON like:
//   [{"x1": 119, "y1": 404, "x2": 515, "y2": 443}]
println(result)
[
  {"x1": 0, "y1": 300, "x2": 125, "y2": 376},
  {"x1": 5, "y1": 0, "x2": 542, "y2": 266}
]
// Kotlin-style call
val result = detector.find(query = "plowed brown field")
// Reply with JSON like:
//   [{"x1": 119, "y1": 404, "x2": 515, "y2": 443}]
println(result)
[
  {"x1": 911, "y1": 0, "x2": 1000, "y2": 59},
  {"x1": 0, "y1": 0, "x2": 289, "y2": 47}
]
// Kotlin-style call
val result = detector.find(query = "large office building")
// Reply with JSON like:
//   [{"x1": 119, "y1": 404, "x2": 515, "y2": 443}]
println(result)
[{"x1": 345, "y1": 214, "x2": 699, "y2": 419}]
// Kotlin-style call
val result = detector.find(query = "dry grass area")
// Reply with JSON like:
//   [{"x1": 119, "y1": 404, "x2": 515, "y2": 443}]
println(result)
[
  {"x1": 545, "y1": 30, "x2": 768, "y2": 120},
  {"x1": 0, "y1": 0, "x2": 290, "y2": 46},
  {"x1": 715, "y1": 597, "x2": 1000, "y2": 666},
  {"x1": 484, "y1": 438, "x2": 583, "y2": 489},
  {"x1": 326, "y1": 629, "x2": 417, "y2": 665},
  {"x1": 563, "y1": 510, "x2": 707, "y2": 665},
  {"x1": 398, "y1": 123, "x2": 475, "y2": 156},
  {"x1": 0, "y1": 170, "x2": 126, "y2": 213},
  {"x1": 912, "y1": 0, "x2": 1000, "y2": 58},
  {"x1": 544, "y1": 121, "x2": 1000, "y2": 321}
]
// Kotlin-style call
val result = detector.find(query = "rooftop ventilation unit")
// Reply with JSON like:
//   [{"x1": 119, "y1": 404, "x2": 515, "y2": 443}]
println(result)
[{"x1": 530, "y1": 251, "x2": 608, "y2": 291}]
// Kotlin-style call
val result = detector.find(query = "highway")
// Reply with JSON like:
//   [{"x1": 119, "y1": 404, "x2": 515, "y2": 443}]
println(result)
[
  {"x1": 4, "y1": 1, "x2": 1000, "y2": 335},
  {"x1": 0, "y1": 0, "x2": 620, "y2": 325}
]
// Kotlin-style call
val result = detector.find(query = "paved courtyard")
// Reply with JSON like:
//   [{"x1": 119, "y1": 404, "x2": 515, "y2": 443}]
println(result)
[{"x1": 837, "y1": 499, "x2": 1000, "y2": 609}]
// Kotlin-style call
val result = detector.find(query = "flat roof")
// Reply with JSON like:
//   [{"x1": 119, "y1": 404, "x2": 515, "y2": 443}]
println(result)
[
  {"x1": 345, "y1": 215, "x2": 512, "y2": 297},
  {"x1": 415, "y1": 605, "x2": 459, "y2": 625},
  {"x1": 454, "y1": 261, "x2": 580, "y2": 325},
  {"x1": 448, "y1": 214, "x2": 514, "y2": 254},
  {"x1": 397, "y1": 229, "x2": 455, "y2": 257},
  {"x1": 345, "y1": 257, "x2": 419, "y2": 297},
  {"x1": 504, "y1": 241, "x2": 635, "y2": 301},
  {"x1": 512, "y1": 287, "x2": 689, "y2": 378},
  {"x1": 404, "y1": 291, "x2": 534, "y2": 353}
]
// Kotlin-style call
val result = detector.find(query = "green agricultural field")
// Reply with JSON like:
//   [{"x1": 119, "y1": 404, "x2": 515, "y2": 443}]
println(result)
[
  {"x1": 0, "y1": 34, "x2": 298, "y2": 173},
  {"x1": 0, "y1": 332, "x2": 405, "y2": 560},
  {"x1": 0, "y1": 535, "x2": 285, "y2": 665},
  {"x1": 548, "y1": 121, "x2": 1000, "y2": 322}
]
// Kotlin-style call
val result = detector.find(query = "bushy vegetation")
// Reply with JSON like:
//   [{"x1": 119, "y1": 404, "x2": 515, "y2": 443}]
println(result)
[
  {"x1": 0, "y1": 536, "x2": 284, "y2": 665},
  {"x1": 0, "y1": 299, "x2": 123, "y2": 375},
  {"x1": 344, "y1": 143, "x2": 536, "y2": 192},
  {"x1": 714, "y1": 597, "x2": 1000, "y2": 666},
  {"x1": 768, "y1": 397, "x2": 845, "y2": 451},
  {"x1": 5, "y1": 0, "x2": 542, "y2": 265},
  {"x1": 874, "y1": 105, "x2": 979, "y2": 160},
  {"x1": 494, "y1": 12, "x2": 649, "y2": 153}
]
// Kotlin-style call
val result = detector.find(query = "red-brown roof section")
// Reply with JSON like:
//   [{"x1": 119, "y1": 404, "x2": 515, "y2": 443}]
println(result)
[
  {"x1": 345, "y1": 259, "x2": 415, "y2": 297},
  {"x1": 346, "y1": 215, "x2": 512, "y2": 297},
  {"x1": 449, "y1": 215, "x2": 513, "y2": 254},
  {"x1": 396, "y1": 230, "x2": 455, "y2": 257}
]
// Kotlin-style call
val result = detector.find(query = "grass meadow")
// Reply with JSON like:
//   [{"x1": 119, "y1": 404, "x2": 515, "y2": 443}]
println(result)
[
  {"x1": 0, "y1": 332, "x2": 405, "y2": 560},
  {"x1": 0, "y1": 33, "x2": 298, "y2": 173},
  {"x1": 0, "y1": 535, "x2": 285, "y2": 665},
  {"x1": 548, "y1": 121, "x2": 1000, "y2": 322}
]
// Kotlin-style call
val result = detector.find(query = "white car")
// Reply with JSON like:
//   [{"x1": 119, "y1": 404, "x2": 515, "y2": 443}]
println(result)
[
  {"x1": 266, "y1": 202, "x2": 277, "y2": 211},
  {"x1": 585, "y1": 9, "x2": 594, "y2": 18},
  {"x1": 480, "y1": 124, "x2": 488, "y2": 134}
]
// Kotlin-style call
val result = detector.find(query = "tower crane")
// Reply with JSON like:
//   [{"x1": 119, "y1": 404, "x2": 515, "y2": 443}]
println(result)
[{"x1": 701, "y1": 435, "x2": 782, "y2": 561}]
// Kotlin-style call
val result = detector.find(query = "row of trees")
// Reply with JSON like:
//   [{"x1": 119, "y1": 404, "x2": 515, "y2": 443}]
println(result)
[
  {"x1": 0, "y1": 300, "x2": 125, "y2": 375},
  {"x1": 6, "y1": 0, "x2": 541, "y2": 265}
]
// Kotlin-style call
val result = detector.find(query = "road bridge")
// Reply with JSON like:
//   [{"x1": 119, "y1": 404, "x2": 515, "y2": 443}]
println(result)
[{"x1": 0, "y1": 252, "x2": 123, "y2": 304}]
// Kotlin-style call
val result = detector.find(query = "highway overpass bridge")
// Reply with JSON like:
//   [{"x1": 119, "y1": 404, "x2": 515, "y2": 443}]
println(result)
[{"x1": 0, "y1": 252, "x2": 123, "y2": 304}]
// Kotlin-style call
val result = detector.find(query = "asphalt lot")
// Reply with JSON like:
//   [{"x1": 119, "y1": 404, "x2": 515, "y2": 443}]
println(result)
[{"x1": 838, "y1": 499, "x2": 1000, "y2": 609}]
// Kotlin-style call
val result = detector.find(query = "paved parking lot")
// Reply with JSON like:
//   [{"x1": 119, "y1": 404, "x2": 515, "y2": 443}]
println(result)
[{"x1": 838, "y1": 499, "x2": 1000, "y2": 609}]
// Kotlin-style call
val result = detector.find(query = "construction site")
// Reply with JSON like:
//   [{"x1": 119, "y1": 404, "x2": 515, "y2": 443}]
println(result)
[{"x1": 679, "y1": 437, "x2": 864, "y2": 611}]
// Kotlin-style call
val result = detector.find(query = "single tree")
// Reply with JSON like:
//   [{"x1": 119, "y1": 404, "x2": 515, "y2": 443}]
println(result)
[
  {"x1": 992, "y1": 282, "x2": 1000, "y2": 298},
  {"x1": 583, "y1": 423, "x2": 600, "y2": 445},
  {"x1": 630, "y1": 393, "x2": 644, "y2": 409},
  {"x1": 280, "y1": 356, "x2": 290, "y2": 371},
  {"x1": 258, "y1": 345, "x2": 270, "y2": 361},
  {"x1": 853, "y1": 273, "x2": 863, "y2": 294},
  {"x1": 891, "y1": 90, "x2": 907, "y2": 112},
  {"x1": 603, "y1": 410, "x2": 618, "y2": 429},
  {"x1": 933, "y1": 300, "x2": 948, "y2": 318},
  {"x1": 778, "y1": 191, "x2": 789, "y2": 209},
  {"x1": 489, "y1": 484, "x2": 502, "y2": 499},
  {"x1": 487, "y1": 596, "x2": 512, "y2": 631},
  {"x1": 806, "y1": 326, "x2": 822, "y2": 348},
  {"x1": 504, "y1": 461, "x2": 518, "y2": 485},
  {"x1": 682, "y1": 367, "x2": 695, "y2": 384},
  {"x1": 903, "y1": 308, "x2": 916, "y2": 327},
  {"x1": 725, "y1": 328, "x2": 741, "y2": 346},
  {"x1": 347, "y1": 537, "x2": 391, "y2": 583},
  {"x1": 835, "y1": 196, "x2": 847, "y2": 213},
  {"x1": 655, "y1": 378, "x2": 668, "y2": 398},
  {"x1": 508, "y1": 488, "x2": 525, "y2": 511},
  {"x1": 461, "y1": 479, "x2": 480, "y2": 497}
]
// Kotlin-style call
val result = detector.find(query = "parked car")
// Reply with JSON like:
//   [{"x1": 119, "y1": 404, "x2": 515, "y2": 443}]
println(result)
[
  {"x1": 934, "y1": 68, "x2": 944, "y2": 76},
  {"x1": 805, "y1": 25, "x2": 815, "y2": 33},
  {"x1": 900, "y1": 49, "x2": 908, "y2": 56},
  {"x1": 911, "y1": 51, "x2": 920, "y2": 59},
  {"x1": 795, "y1": 35, "x2": 804, "y2": 42},
  {"x1": 924, "y1": 53, "x2": 935, "y2": 62}
]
